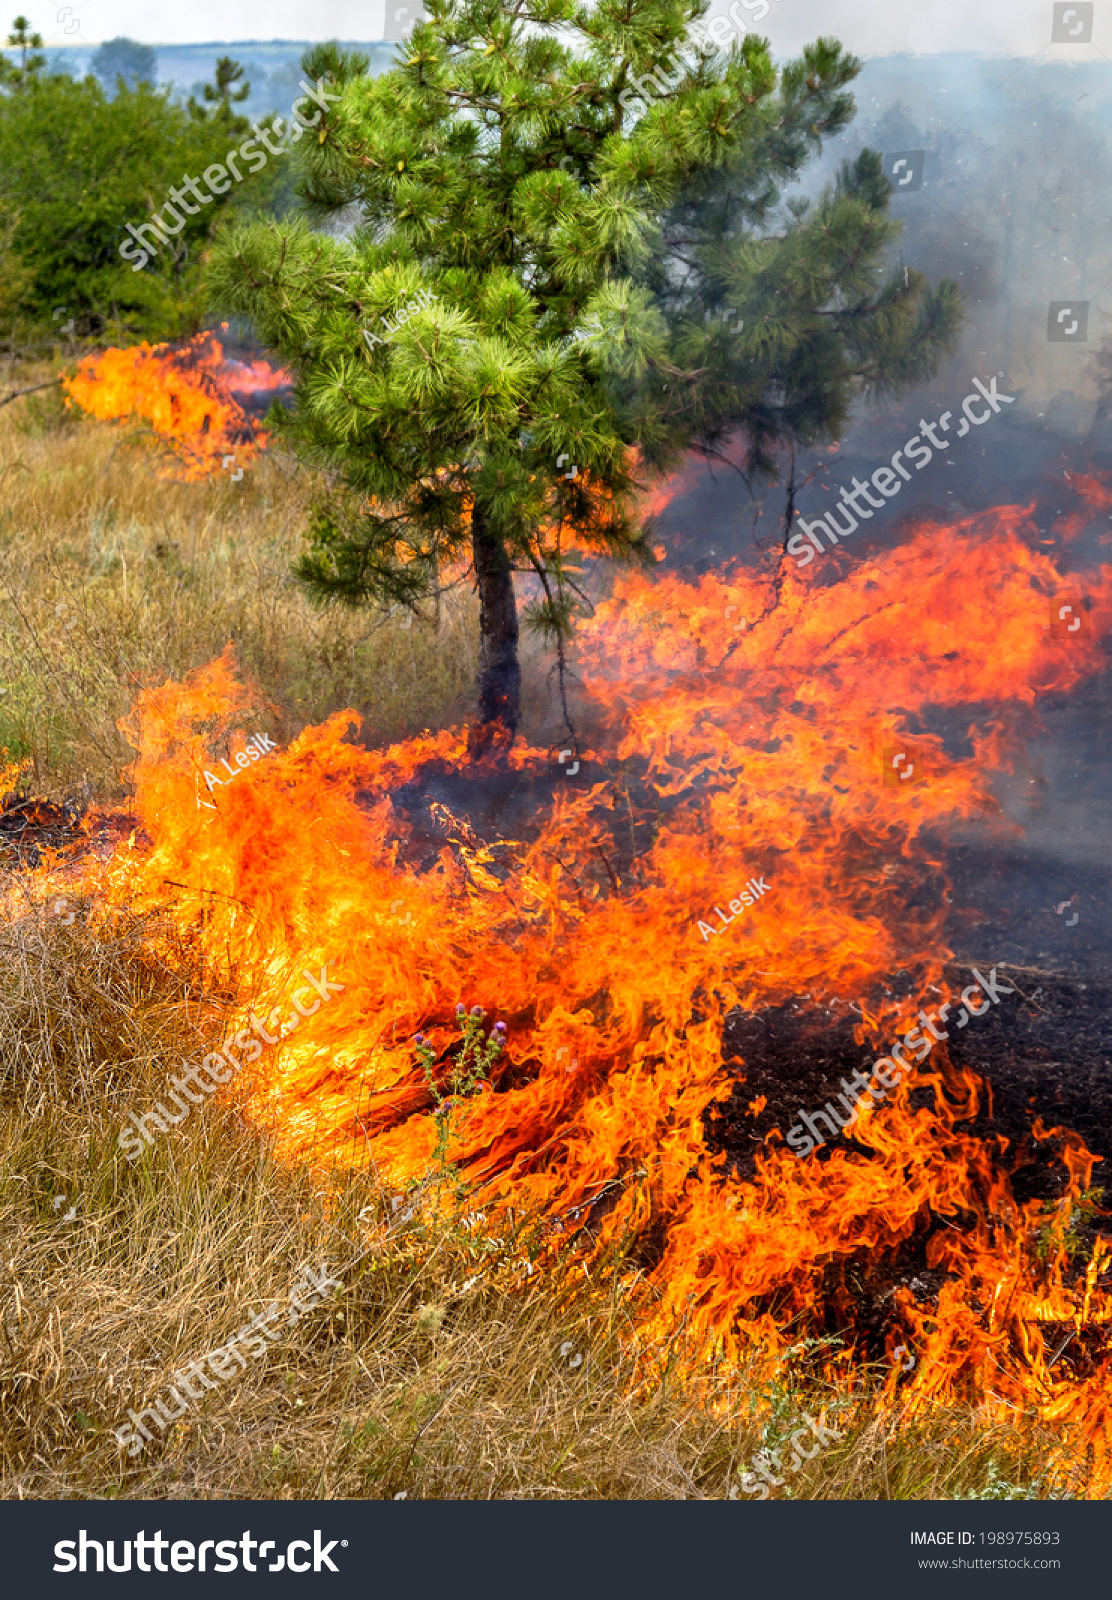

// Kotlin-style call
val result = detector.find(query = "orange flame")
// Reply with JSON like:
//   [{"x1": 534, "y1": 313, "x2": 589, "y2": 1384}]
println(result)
[
  {"x1": 62, "y1": 332, "x2": 288, "y2": 480},
  {"x1": 15, "y1": 483, "x2": 1112, "y2": 1490}
]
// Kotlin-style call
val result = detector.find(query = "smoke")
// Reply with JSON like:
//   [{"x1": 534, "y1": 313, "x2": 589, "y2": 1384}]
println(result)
[
  {"x1": 661, "y1": 50, "x2": 1112, "y2": 545},
  {"x1": 712, "y1": 0, "x2": 1104, "y2": 59},
  {"x1": 651, "y1": 48, "x2": 1112, "y2": 978}
]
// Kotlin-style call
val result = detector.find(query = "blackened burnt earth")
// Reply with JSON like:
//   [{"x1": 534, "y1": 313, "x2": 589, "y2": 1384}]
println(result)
[
  {"x1": 705, "y1": 966, "x2": 1112, "y2": 1365},
  {"x1": 0, "y1": 794, "x2": 140, "y2": 870},
  {"x1": 710, "y1": 963, "x2": 1112, "y2": 1206},
  {"x1": 0, "y1": 795, "x2": 86, "y2": 867}
]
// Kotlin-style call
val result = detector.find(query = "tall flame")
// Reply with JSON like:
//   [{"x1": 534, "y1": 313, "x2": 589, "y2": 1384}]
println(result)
[{"x1": 16, "y1": 483, "x2": 1112, "y2": 1489}]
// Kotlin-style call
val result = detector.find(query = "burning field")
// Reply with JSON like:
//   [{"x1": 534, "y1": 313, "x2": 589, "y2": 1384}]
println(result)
[
  {"x1": 6, "y1": 462, "x2": 1111, "y2": 1497},
  {"x1": 62, "y1": 330, "x2": 289, "y2": 480}
]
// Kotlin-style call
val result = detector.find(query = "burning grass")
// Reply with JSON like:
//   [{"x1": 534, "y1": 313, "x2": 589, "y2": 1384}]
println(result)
[
  {"x1": 2, "y1": 355, "x2": 1111, "y2": 1500},
  {"x1": 0, "y1": 897, "x2": 1078, "y2": 1500},
  {"x1": 61, "y1": 333, "x2": 289, "y2": 482}
]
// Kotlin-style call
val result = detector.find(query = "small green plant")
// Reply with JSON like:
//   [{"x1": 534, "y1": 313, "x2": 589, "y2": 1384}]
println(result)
[
  {"x1": 413, "y1": 1005, "x2": 505, "y2": 1195},
  {"x1": 1034, "y1": 1188, "x2": 1106, "y2": 1266},
  {"x1": 0, "y1": 724, "x2": 31, "y2": 763},
  {"x1": 11, "y1": 382, "x2": 75, "y2": 437}
]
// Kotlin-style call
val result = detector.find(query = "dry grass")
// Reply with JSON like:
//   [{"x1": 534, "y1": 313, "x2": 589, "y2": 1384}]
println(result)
[{"x1": 0, "y1": 364, "x2": 492, "y2": 800}]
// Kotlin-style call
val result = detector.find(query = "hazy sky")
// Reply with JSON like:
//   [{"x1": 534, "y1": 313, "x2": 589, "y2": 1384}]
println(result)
[{"x1": 39, "y1": 0, "x2": 1112, "y2": 55}]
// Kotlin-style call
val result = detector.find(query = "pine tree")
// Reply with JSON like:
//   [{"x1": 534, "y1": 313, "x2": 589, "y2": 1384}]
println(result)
[
  {"x1": 2, "y1": 14, "x2": 45, "y2": 84},
  {"x1": 190, "y1": 55, "x2": 251, "y2": 132},
  {"x1": 210, "y1": 3, "x2": 962, "y2": 749}
]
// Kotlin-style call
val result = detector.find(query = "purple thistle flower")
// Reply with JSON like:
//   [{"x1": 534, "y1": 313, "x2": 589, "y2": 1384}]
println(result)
[{"x1": 471, "y1": 1004, "x2": 484, "y2": 1018}]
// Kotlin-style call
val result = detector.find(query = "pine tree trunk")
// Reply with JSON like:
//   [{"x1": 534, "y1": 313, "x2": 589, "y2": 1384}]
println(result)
[{"x1": 470, "y1": 504, "x2": 521, "y2": 748}]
